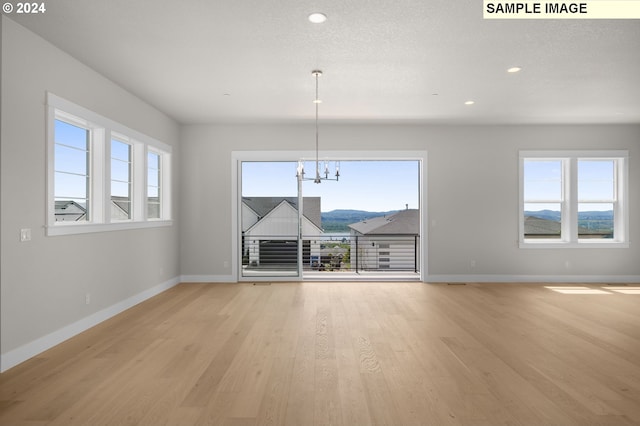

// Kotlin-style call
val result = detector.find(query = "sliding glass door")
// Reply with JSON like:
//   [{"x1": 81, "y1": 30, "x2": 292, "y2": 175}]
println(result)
[
  {"x1": 240, "y1": 161, "x2": 301, "y2": 278},
  {"x1": 236, "y1": 155, "x2": 425, "y2": 281},
  {"x1": 300, "y1": 160, "x2": 420, "y2": 278}
]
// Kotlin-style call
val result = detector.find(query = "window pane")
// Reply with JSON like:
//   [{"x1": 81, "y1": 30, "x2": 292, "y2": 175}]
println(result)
[
  {"x1": 111, "y1": 140, "x2": 131, "y2": 220},
  {"x1": 147, "y1": 152, "x2": 161, "y2": 219},
  {"x1": 111, "y1": 140, "x2": 130, "y2": 162},
  {"x1": 55, "y1": 120, "x2": 88, "y2": 150},
  {"x1": 111, "y1": 181, "x2": 129, "y2": 198},
  {"x1": 111, "y1": 160, "x2": 130, "y2": 183},
  {"x1": 55, "y1": 172, "x2": 88, "y2": 199},
  {"x1": 578, "y1": 203, "x2": 614, "y2": 239},
  {"x1": 54, "y1": 198, "x2": 88, "y2": 222},
  {"x1": 147, "y1": 202, "x2": 160, "y2": 219},
  {"x1": 578, "y1": 160, "x2": 614, "y2": 201},
  {"x1": 55, "y1": 144, "x2": 88, "y2": 175},
  {"x1": 148, "y1": 152, "x2": 159, "y2": 169},
  {"x1": 524, "y1": 160, "x2": 562, "y2": 201},
  {"x1": 147, "y1": 168, "x2": 159, "y2": 187},
  {"x1": 111, "y1": 199, "x2": 131, "y2": 220},
  {"x1": 55, "y1": 118, "x2": 89, "y2": 223},
  {"x1": 524, "y1": 203, "x2": 561, "y2": 239}
]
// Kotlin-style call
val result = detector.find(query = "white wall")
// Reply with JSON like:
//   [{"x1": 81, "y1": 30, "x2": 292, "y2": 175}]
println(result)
[
  {"x1": 1, "y1": 17, "x2": 181, "y2": 371},
  {"x1": 180, "y1": 123, "x2": 640, "y2": 282}
]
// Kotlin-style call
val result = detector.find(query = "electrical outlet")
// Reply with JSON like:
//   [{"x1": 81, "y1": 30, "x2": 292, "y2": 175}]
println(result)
[
  {"x1": 470, "y1": 260, "x2": 477, "y2": 268},
  {"x1": 85, "y1": 293, "x2": 91, "y2": 305}
]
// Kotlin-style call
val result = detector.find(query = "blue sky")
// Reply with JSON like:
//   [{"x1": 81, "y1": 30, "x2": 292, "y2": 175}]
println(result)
[
  {"x1": 242, "y1": 160, "x2": 420, "y2": 212},
  {"x1": 56, "y1": 119, "x2": 163, "y2": 201},
  {"x1": 54, "y1": 120, "x2": 89, "y2": 201},
  {"x1": 524, "y1": 159, "x2": 614, "y2": 212}
]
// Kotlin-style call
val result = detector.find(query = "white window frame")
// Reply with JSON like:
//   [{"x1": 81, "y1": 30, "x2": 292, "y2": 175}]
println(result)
[
  {"x1": 519, "y1": 150, "x2": 629, "y2": 249},
  {"x1": 46, "y1": 93, "x2": 172, "y2": 236}
]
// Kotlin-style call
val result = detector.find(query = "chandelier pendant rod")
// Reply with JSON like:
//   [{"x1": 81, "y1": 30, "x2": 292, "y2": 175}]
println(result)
[{"x1": 314, "y1": 70, "x2": 321, "y2": 183}]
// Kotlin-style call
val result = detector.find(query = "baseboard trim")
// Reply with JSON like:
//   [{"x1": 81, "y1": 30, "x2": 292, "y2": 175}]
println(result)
[
  {"x1": 426, "y1": 274, "x2": 640, "y2": 283},
  {"x1": 0, "y1": 276, "x2": 181, "y2": 373},
  {"x1": 178, "y1": 274, "x2": 640, "y2": 284}
]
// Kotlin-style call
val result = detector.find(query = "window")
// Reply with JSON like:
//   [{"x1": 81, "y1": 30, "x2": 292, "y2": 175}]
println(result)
[
  {"x1": 54, "y1": 119, "x2": 90, "y2": 222},
  {"x1": 523, "y1": 160, "x2": 563, "y2": 240},
  {"x1": 520, "y1": 151, "x2": 628, "y2": 248},
  {"x1": 147, "y1": 151, "x2": 161, "y2": 219},
  {"x1": 578, "y1": 160, "x2": 615, "y2": 239},
  {"x1": 111, "y1": 139, "x2": 132, "y2": 220},
  {"x1": 47, "y1": 93, "x2": 172, "y2": 235}
]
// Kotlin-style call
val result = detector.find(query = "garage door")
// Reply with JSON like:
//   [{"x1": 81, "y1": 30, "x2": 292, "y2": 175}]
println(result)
[{"x1": 259, "y1": 240, "x2": 298, "y2": 265}]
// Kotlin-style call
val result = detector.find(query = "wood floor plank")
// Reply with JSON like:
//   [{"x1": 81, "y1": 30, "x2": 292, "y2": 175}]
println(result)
[{"x1": 1, "y1": 281, "x2": 639, "y2": 425}]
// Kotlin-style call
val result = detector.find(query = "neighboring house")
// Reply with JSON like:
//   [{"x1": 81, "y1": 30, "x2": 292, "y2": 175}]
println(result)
[
  {"x1": 242, "y1": 197, "x2": 323, "y2": 267},
  {"x1": 348, "y1": 209, "x2": 419, "y2": 271},
  {"x1": 54, "y1": 200, "x2": 87, "y2": 222},
  {"x1": 55, "y1": 197, "x2": 133, "y2": 222},
  {"x1": 111, "y1": 196, "x2": 131, "y2": 221}
]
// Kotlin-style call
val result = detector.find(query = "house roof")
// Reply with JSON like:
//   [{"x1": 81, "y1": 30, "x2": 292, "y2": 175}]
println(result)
[
  {"x1": 111, "y1": 196, "x2": 130, "y2": 215},
  {"x1": 348, "y1": 209, "x2": 419, "y2": 235},
  {"x1": 242, "y1": 197, "x2": 321, "y2": 229},
  {"x1": 54, "y1": 200, "x2": 85, "y2": 212}
]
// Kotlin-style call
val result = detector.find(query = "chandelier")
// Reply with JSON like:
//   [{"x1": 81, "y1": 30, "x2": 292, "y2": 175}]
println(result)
[{"x1": 296, "y1": 70, "x2": 340, "y2": 183}]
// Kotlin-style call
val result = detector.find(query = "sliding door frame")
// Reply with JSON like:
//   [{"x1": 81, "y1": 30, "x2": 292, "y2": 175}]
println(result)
[{"x1": 231, "y1": 150, "x2": 428, "y2": 282}]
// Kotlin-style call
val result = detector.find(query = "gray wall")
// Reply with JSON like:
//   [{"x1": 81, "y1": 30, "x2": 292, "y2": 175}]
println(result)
[
  {"x1": 1, "y1": 17, "x2": 180, "y2": 363},
  {"x1": 180, "y1": 123, "x2": 639, "y2": 281}
]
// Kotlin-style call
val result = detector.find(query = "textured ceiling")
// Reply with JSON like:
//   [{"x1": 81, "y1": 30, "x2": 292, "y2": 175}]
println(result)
[{"x1": 8, "y1": 0, "x2": 640, "y2": 124}]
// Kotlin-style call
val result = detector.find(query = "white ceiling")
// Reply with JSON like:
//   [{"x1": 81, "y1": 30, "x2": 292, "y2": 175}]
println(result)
[{"x1": 9, "y1": 0, "x2": 640, "y2": 124}]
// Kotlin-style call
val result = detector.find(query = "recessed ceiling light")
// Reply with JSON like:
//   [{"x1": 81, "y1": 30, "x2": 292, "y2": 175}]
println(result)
[
  {"x1": 465, "y1": 100, "x2": 475, "y2": 105},
  {"x1": 313, "y1": 99, "x2": 322, "y2": 104},
  {"x1": 308, "y1": 13, "x2": 327, "y2": 23},
  {"x1": 507, "y1": 67, "x2": 522, "y2": 73}
]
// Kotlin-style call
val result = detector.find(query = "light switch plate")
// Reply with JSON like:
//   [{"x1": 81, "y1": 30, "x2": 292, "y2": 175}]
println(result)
[{"x1": 20, "y1": 228, "x2": 32, "y2": 242}]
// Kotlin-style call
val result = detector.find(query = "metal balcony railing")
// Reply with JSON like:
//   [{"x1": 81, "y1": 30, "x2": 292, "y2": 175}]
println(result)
[{"x1": 241, "y1": 233, "x2": 420, "y2": 274}]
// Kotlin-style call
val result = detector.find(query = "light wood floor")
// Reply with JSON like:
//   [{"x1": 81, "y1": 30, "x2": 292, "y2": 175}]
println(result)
[{"x1": 1, "y1": 282, "x2": 639, "y2": 425}]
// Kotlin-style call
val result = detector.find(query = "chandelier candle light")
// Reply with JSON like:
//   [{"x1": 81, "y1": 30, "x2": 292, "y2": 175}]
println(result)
[{"x1": 297, "y1": 70, "x2": 340, "y2": 183}]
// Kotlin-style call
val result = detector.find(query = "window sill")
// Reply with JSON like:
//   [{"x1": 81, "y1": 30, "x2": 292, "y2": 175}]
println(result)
[
  {"x1": 519, "y1": 240, "x2": 629, "y2": 249},
  {"x1": 46, "y1": 220, "x2": 172, "y2": 236}
]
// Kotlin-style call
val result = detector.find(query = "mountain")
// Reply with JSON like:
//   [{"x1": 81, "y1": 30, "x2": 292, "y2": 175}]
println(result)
[
  {"x1": 525, "y1": 210, "x2": 614, "y2": 233},
  {"x1": 321, "y1": 209, "x2": 399, "y2": 233},
  {"x1": 525, "y1": 210, "x2": 614, "y2": 221},
  {"x1": 524, "y1": 209, "x2": 561, "y2": 221},
  {"x1": 322, "y1": 209, "x2": 614, "y2": 234}
]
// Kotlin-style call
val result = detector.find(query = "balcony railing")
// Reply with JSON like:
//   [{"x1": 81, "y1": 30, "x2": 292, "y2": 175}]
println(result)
[{"x1": 242, "y1": 233, "x2": 420, "y2": 274}]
